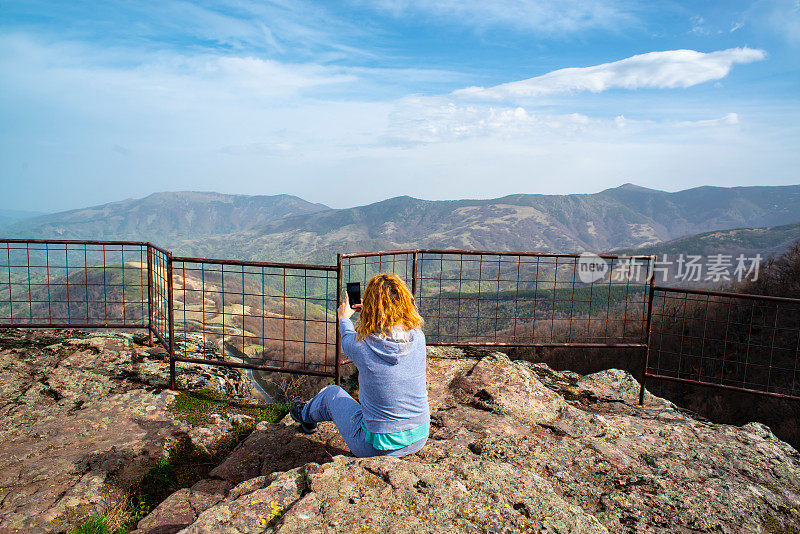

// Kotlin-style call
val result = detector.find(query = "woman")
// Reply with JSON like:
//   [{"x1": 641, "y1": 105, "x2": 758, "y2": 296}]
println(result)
[{"x1": 290, "y1": 273, "x2": 429, "y2": 458}]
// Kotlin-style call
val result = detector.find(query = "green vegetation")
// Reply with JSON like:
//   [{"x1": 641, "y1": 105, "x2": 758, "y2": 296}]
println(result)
[
  {"x1": 129, "y1": 433, "x2": 195, "y2": 515},
  {"x1": 168, "y1": 387, "x2": 288, "y2": 427},
  {"x1": 69, "y1": 515, "x2": 122, "y2": 534},
  {"x1": 434, "y1": 284, "x2": 647, "y2": 315},
  {"x1": 66, "y1": 435, "x2": 196, "y2": 534},
  {"x1": 417, "y1": 283, "x2": 648, "y2": 341},
  {"x1": 762, "y1": 514, "x2": 800, "y2": 534},
  {"x1": 132, "y1": 393, "x2": 287, "y2": 515}
]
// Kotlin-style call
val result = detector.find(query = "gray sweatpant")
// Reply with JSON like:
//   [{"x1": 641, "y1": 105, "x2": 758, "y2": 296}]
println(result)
[{"x1": 302, "y1": 385, "x2": 427, "y2": 458}]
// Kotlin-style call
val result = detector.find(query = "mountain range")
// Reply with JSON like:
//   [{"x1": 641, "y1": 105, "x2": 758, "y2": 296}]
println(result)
[
  {"x1": 0, "y1": 209, "x2": 48, "y2": 229},
  {"x1": 0, "y1": 192, "x2": 328, "y2": 242},
  {"x1": 4, "y1": 184, "x2": 800, "y2": 263},
  {"x1": 614, "y1": 221, "x2": 800, "y2": 258}
]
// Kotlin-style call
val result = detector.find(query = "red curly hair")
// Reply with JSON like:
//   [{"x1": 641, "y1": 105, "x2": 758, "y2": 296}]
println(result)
[{"x1": 355, "y1": 273, "x2": 423, "y2": 341}]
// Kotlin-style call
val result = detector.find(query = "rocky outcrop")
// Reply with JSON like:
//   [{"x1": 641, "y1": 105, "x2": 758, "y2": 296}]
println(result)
[
  {"x1": 4, "y1": 329, "x2": 800, "y2": 533},
  {"x1": 0, "y1": 328, "x2": 251, "y2": 533},
  {"x1": 128, "y1": 417, "x2": 347, "y2": 534},
  {"x1": 137, "y1": 349, "x2": 800, "y2": 533}
]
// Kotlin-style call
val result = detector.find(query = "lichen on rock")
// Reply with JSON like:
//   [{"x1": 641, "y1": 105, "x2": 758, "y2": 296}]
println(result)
[
  {"x1": 0, "y1": 328, "x2": 252, "y2": 533},
  {"x1": 3, "y1": 329, "x2": 800, "y2": 533},
  {"x1": 134, "y1": 349, "x2": 800, "y2": 533}
]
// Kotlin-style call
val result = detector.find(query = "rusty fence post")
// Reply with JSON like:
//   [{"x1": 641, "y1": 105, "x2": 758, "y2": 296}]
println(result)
[
  {"x1": 146, "y1": 244, "x2": 153, "y2": 346},
  {"x1": 639, "y1": 257, "x2": 657, "y2": 405},
  {"x1": 167, "y1": 252, "x2": 176, "y2": 390},
  {"x1": 411, "y1": 250, "x2": 418, "y2": 299},
  {"x1": 334, "y1": 253, "x2": 343, "y2": 385}
]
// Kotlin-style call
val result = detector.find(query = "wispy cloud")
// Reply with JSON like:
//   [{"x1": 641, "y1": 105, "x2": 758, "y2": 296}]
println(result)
[
  {"x1": 452, "y1": 48, "x2": 767, "y2": 101},
  {"x1": 731, "y1": 0, "x2": 800, "y2": 46},
  {"x1": 385, "y1": 96, "x2": 743, "y2": 146},
  {"x1": 761, "y1": 0, "x2": 800, "y2": 45},
  {"x1": 385, "y1": 97, "x2": 590, "y2": 145},
  {"x1": 0, "y1": 32, "x2": 463, "y2": 111},
  {"x1": 0, "y1": 34, "x2": 358, "y2": 109},
  {"x1": 689, "y1": 15, "x2": 710, "y2": 36},
  {"x1": 358, "y1": 0, "x2": 640, "y2": 35},
  {"x1": 0, "y1": 0, "x2": 375, "y2": 61},
  {"x1": 1, "y1": 1, "x2": 796, "y2": 211}
]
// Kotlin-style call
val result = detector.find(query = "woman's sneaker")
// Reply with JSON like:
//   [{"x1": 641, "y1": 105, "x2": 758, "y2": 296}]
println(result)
[{"x1": 290, "y1": 401, "x2": 317, "y2": 434}]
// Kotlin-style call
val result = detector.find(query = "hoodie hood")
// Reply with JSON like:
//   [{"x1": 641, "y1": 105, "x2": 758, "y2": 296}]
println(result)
[{"x1": 363, "y1": 327, "x2": 416, "y2": 365}]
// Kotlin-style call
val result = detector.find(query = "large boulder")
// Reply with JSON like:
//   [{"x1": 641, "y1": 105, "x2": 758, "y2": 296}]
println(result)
[{"x1": 160, "y1": 350, "x2": 800, "y2": 533}]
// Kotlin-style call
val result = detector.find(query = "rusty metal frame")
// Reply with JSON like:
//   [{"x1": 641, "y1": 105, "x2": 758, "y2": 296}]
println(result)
[
  {"x1": 335, "y1": 252, "x2": 343, "y2": 385},
  {"x1": 639, "y1": 274, "x2": 657, "y2": 404},
  {"x1": 148, "y1": 243, "x2": 171, "y2": 352},
  {"x1": 167, "y1": 251, "x2": 176, "y2": 389},
  {"x1": 4, "y1": 238, "x2": 800, "y2": 404},
  {"x1": 167, "y1": 253, "x2": 340, "y2": 386},
  {"x1": 147, "y1": 245, "x2": 153, "y2": 346},
  {"x1": 340, "y1": 248, "x2": 654, "y2": 349},
  {"x1": 640, "y1": 285, "x2": 800, "y2": 402},
  {"x1": 0, "y1": 238, "x2": 152, "y2": 330}
]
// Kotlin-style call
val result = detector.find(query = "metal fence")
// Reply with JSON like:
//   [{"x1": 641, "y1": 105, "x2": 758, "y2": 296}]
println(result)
[
  {"x1": 1, "y1": 239, "x2": 150, "y2": 328},
  {"x1": 149, "y1": 244, "x2": 171, "y2": 350},
  {"x1": 2, "y1": 238, "x2": 799, "y2": 405},
  {"x1": 341, "y1": 249, "x2": 654, "y2": 348},
  {"x1": 168, "y1": 256, "x2": 339, "y2": 385},
  {"x1": 641, "y1": 286, "x2": 800, "y2": 402}
]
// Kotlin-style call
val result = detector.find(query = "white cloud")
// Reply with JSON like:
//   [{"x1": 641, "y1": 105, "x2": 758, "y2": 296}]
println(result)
[
  {"x1": 614, "y1": 112, "x2": 740, "y2": 130},
  {"x1": 721, "y1": 1, "x2": 800, "y2": 46},
  {"x1": 1, "y1": 26, "x2": 796, "y2": 212},
  {"x1": 452, "y1": 48, "x2": 767, "y2": 101},
  {"x1": 677, "y1": 113, "x2": 739, "y2": 127}
]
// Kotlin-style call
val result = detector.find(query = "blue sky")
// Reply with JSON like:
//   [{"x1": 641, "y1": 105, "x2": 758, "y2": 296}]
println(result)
[{"x1": 1, "y1": 1, "x2": 799, "y2": 212}]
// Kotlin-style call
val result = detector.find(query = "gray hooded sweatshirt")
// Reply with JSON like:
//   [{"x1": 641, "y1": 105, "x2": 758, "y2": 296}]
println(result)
[{"x1": 339, "y1": 317, "x2": 429, "y2": 433}]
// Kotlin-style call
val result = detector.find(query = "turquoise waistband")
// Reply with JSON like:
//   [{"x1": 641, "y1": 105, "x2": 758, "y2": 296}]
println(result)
[{"x1": 361, "y1": 421, "x2": 430, "y2": 451}]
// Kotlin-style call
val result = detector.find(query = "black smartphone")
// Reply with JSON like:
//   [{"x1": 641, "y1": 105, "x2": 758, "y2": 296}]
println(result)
[{"x1": 346, "y1": 282, "x2": 361, "y2": 307}]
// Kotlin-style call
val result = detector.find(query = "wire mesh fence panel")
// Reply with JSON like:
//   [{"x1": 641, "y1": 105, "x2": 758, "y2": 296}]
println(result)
[
  {"x1": 0, "y1": 239, "x2": 149, "y2": 328},
  {"x1": 149, "y1": 245, "x2": 171, "y2": 349},
  {"x1": 340, "y1": 251, "x2": 416, "y2": 294},
  {"x1": 170, "y1": 257, "x2": 338, "y2": 378},
  {"x1": 646, "y1": 287, "x2": 800, "y2": 399},
  {"x1": 10, "y1": 238, "x2": 800, "y2": 403},
  {"x1": 415, "y1": 250, "x2": 653, "y2": 346}
]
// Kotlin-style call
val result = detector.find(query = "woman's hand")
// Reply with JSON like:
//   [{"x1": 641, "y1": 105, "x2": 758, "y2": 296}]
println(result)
[{"x1": 338, "y1": 294, "x2": 361, "y2": 320}]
